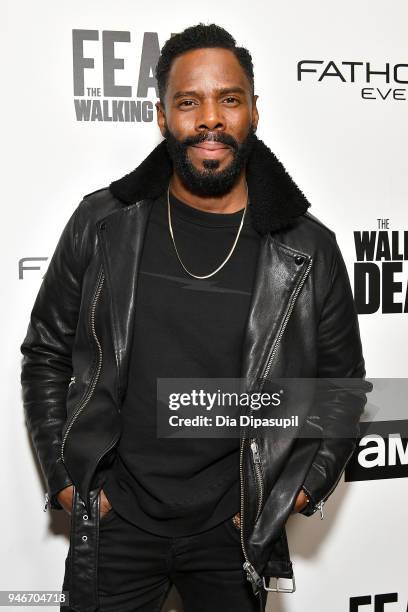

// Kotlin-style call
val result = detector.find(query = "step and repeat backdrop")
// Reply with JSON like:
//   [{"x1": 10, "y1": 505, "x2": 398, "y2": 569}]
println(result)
[{"x1": 3, "y1": 0, "x2": 407, "y2": 610}]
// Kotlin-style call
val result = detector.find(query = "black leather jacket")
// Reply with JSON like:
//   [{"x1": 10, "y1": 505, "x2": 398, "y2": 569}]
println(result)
[{"x1": 20, "y1": 136, "x2": 371, "y2": 612}]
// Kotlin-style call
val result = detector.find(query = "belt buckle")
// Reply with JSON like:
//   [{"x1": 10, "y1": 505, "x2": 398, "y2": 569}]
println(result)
[{"x1": 262, "y1": 575, "x2": 296, "y2": 593}]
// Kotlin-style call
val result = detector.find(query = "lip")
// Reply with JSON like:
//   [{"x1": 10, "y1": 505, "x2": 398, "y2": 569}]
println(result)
[
  {"x1": 189, "y1": 142, "x2": 231, "y2": 159},
  {"x1": 192, "y1": 142, "x2": 230, "y2": 151}
]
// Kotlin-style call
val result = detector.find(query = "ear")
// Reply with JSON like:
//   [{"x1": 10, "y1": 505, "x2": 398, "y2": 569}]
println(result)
[
  {"x1": 156, "y1": 101, "x2": 167, "y2": 138},
  {"x1": 252, "y1": 94, "x2": 259, "y2": 132}
]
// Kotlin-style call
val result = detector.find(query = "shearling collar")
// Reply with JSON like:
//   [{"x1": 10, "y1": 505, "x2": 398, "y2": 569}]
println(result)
[{"x1": 109, "y1": 135, "x2": 311, "y2": 236}]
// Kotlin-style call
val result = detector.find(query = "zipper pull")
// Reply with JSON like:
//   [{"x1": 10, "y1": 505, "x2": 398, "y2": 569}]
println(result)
[
  {"x1": 243, "y1": 561, "x2": 262, "y2": 587},
  {"x1": 316, "y1": 500, "x2": 325, "y2": 520},
  {"x1": 250, "y1": 439, "x2": 261, "y2": 464},
  {"x1": 43, "y1": 492, "x2": 49, "y2": 512},
  {"x1": 68, "y1": 376, "x2": 76, "y2": 387}
]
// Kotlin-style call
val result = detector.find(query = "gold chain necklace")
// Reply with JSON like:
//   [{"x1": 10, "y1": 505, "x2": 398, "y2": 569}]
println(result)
[{"x1": 167, "y1": 183, "x2": 248, "y2": 280}]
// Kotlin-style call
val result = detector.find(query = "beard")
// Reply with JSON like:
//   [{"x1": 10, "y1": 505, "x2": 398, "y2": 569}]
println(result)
[{"x1": 164, "y1": 125, "x2": 257, "y2": 197}]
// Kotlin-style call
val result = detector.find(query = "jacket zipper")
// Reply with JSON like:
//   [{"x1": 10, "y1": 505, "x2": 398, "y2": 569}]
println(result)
[
  {"x1": 316, "y1": 500, "x2": 325, "y2": 519},
  {"x1": 261, "y1": 258, "x2": 313, "y2": 383},
  {"x1": 250, "y1": 439, "x2": 264, "y2": 522},
  {"x1": 240, "y1": 437, "x2": 263, "y2": 591},
  {"x1": 239, "y1": 256, "x2": 313, "y2": 589},
  {"x1": 60, "y1": 266, "x2": 105, "y2": 462}
]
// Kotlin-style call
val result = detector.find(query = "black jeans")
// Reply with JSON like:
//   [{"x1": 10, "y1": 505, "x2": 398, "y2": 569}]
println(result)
[{"x1": 62, "y1": 506, "x2": 268, "y2": 612}]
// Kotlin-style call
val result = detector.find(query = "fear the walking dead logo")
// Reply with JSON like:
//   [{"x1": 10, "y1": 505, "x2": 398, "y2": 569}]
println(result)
[
  {"x1": 354, "y1": 219, "x2": 408, "y2": 314},
  {"x1": 72, "y1": 30, "x2": 170, "y2": 122},
  {"x1": 298, "y1": 60, "x2": 408, "y2": 101}
]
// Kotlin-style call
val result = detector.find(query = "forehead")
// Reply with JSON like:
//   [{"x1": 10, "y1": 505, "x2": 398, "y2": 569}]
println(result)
[{"x1": 166, "y1": 47, "x2": 251, "y2": 94}]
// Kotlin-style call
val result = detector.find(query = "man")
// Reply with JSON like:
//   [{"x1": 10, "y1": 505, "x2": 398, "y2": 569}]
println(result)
[{"x1": 20, "y1": 23, "x2": 371, "y2": 612}]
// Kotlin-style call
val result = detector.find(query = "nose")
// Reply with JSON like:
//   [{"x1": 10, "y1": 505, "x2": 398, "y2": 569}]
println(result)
[{"x1": 195, "y1": 99, "x2": 225, "y2": 132}]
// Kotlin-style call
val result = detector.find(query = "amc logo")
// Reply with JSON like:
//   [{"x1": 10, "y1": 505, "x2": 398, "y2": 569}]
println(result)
[{"x1": 345, "y1": 423, "x2": 408, "y2": 481}]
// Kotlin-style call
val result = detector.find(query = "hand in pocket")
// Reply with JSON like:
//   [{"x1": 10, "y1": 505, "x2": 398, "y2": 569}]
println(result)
[
  {"x1": 57, "y1": 485, "x2": 74, "y2": 515},
  {"x1": 99, "y1": 488, "x2": 113, "y2": 520}
]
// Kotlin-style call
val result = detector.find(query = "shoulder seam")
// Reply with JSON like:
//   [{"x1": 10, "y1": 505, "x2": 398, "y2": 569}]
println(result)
[
  {"x1": 82, "y1": 186, "x2": 109, "y2": 199},
  {"x1": 304, "y1": 211, "x2": 336, "y2": 238}
]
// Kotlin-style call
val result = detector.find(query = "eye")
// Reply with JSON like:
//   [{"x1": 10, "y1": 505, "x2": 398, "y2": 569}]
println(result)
[
  {"x1": 223, "y1": 96, "x2": 240, "y2": 104},
  {"x1": 179, "y1": 100, "x2": 196, "y2": 107}
]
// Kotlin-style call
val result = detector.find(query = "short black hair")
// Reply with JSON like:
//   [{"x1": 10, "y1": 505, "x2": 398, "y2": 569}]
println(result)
[{"x1": 155, "y1": 23, "x2": 255, "y2": 104}]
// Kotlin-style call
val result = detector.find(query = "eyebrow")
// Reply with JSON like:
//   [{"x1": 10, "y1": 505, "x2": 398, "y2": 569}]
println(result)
[{"x1": 173, "y1": 87, "x2": 247, "y2": 100}]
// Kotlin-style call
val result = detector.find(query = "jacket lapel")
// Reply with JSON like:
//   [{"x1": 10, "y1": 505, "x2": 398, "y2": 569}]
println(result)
[
  {"x1": 96, "y1": 200, "x2": 154, "y2": 401},
  {"x1": 240, "y1": 235, "x2": 312, "y2": 392}
]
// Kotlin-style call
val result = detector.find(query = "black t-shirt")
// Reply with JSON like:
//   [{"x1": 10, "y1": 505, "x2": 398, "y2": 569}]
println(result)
[{"x1": 103, "y1": 188, "x2": 261, "y2": 536}]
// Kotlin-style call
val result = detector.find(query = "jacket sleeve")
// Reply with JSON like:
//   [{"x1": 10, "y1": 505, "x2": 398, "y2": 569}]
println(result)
[
  {"x1": 299, "y1": 237, "x2": 372, "y2": 517},
  {"x1": 20, "y1": 201, "x2": 86, "y2": 510}
]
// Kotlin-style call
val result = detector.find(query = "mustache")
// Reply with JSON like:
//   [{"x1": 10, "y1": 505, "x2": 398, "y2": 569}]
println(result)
[{"x1": 173, "y1": 131, "x2": 239, "y2": 150}]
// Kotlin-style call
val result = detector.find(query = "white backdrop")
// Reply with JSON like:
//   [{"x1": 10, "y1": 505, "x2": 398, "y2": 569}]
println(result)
[{"x1": 3, "y1": 0, "x2": 408, "y2": 610}]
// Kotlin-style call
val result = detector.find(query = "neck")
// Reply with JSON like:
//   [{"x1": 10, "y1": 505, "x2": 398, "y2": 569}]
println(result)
[{"x1": 169, "y1": 169, "x2": 248, "y2": 214}]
